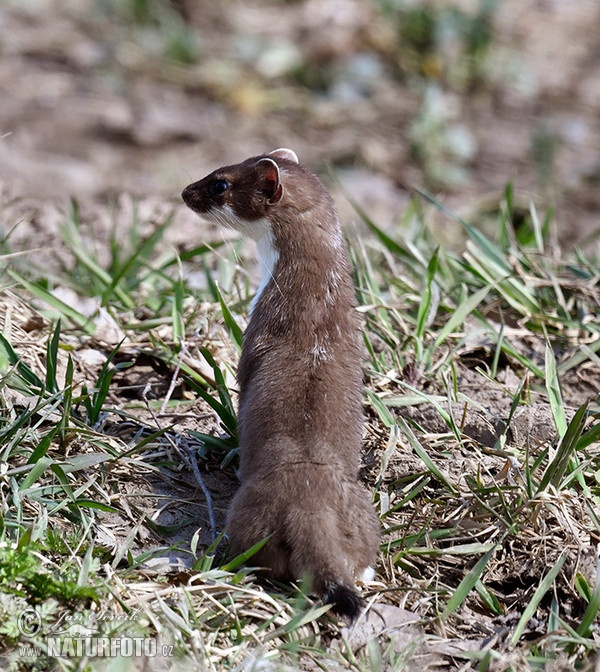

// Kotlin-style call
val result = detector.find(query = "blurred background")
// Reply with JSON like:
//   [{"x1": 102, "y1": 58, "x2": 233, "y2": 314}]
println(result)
[{"x1": 1, "y1": 0, "x2": 599, "y2": 245}]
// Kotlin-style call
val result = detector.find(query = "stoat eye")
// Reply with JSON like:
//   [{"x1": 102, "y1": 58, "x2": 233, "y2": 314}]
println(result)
[{"x1": 209, "y1": 179, "x2": 229, "y2": 197}]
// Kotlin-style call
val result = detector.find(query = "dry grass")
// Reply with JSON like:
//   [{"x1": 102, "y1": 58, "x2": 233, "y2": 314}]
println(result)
[{"x1": 0, "y1": 191, "x2": 599, "y2": 671}]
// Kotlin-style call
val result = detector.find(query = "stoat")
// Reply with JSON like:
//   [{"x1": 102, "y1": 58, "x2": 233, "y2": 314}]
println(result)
[{"x1": 182, "y1": 149, "x2": 379, "y2": 621}]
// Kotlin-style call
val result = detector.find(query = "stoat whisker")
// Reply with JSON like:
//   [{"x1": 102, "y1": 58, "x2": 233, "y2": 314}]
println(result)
[
  {"x1": 200, "y1": 228, "x2": 250, "y2": 284},
  {"x1": 257, "y1": 260, "x2": 285, "y2": 310}
]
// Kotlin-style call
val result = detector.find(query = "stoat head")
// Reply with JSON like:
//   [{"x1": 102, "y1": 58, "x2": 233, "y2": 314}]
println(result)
[{"x1": 181, "y1": 148, "x2": 300, "y2": 241}]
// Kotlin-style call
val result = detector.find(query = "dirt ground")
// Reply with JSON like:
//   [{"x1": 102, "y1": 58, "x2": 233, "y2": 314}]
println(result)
[{"x1": 1, "y1": 0, "x2": 600, "y2": 248}]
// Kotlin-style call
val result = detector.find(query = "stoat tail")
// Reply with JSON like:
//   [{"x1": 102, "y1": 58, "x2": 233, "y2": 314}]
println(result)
[
  {"x1": 288, "y1": 508, "x2": 370, "y2": 623},
  {"x1": 322, "y1": 579, "x2": 364, "y2": 622}
]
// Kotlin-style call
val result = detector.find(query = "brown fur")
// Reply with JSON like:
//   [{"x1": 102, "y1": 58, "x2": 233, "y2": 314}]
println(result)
[{"x1": 182, "y1": 150, "x2": 379, "y2": 620}]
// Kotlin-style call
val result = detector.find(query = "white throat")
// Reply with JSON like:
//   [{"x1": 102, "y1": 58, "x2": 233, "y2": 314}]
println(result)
[
  {"x1": 251, "y1": 230, "x2": 279, "y2": 313},
  {"x1": 205, "y1": 205, "x2": 278, "y2": 314}
]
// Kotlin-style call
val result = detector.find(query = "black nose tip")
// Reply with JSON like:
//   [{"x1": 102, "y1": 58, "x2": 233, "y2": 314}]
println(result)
[{"x1": 181, "y1": 185, "x2": 192, "y2": 204}]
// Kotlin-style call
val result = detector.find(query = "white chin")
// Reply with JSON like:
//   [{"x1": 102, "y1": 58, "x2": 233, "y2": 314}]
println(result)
[{"x1": 208, "y1": 204, "x2": 272, "y2": 242}]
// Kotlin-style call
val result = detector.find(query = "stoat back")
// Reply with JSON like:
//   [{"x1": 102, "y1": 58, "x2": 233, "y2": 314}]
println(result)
[{"x1": 182, "y1": 149, "x2": 380, "y2": 621}]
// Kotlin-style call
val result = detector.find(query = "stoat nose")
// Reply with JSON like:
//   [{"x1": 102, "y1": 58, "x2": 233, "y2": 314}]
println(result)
[{"x1": 181, "y1": 184, "x2": 193, "y2": 205}]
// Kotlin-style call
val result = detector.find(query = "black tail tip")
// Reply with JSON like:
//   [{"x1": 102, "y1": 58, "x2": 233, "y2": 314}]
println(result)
[{"x1": 323, "y1": 582, "x2": 364, "y2": 623}]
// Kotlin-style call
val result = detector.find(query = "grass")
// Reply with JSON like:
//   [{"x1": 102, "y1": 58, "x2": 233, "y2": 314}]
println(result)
[{"x1": 0, "y1": 187, "x2": 599, "y2": 671}]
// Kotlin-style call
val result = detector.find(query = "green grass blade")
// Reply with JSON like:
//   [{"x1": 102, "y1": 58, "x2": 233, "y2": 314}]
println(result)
[
  {"x1": 77, "y1": 543, "x2": 95, "y2": 587},
  {"x1": 511, "y1": 550, "x2": 567, "y2": 645},
  {"x1": 463, "y1": 249, "x2": 539, "y2": 315},
  {"x1": 200, "y1": 347, "x2": 237, "y2": 422},
  {"x1": 475, "y1": 579, "x2": 503, "y2": 616},
  {"x1": 185, "y1": 375, "x2": 237, "y2": 439},
  {"x1": 529, "y1": 201, "x2": 546, "y2": 253},
  {"x1": 160, "y1": 240, "x2": 225, "y2": 267},
  {"x1": 491, "y1": 321, "x2": 505, "y2": 379},
  {"x1": 45, "y1": 320, "x2": 61, "y2": 393},
  {"x1": 536, "y1": 401, "x2": 589, "y2": 493},
  {"x1": 442, "y1": 546, "x2": 497, "y2": 619},
  {"x1": 18, "y1": 457, "x2": 54, "y2": 490},
  {"x1": 172, "y1": 274, "x2": 185, "y2": 344},
  {"x1": 213, "y1": 282, "x2": 243, "y2": 352},
  {"x1": 397, "y1": 381, "x2": 463, "y2": 443},
  {"x1": 7, "y1": 270, "x2": 93, "y2": 333},
  {"x1": 0, "y1": 333, "x2": 45, "y2": 393},
  {"x1": 87, "y1": 340, "x2": 124, "y2": 426},
  {"x1": 27, "y1": 426, "x2": 60, "y2": 464},
  {"x1": 395, "y1": 415, "x2": 458, "y2": 494},
  {"x1": 498, "y1": 338, "x2": 545, "y2": 378},
  {"x1": 434, "y1": 285, "x2": 491, "y2": 349},
  {"x1": 58, "y1": 354, "x2": 74, "y2": 443},
  {"x1": 576, "y1": 580, "x2": 600, "y2": 638},
  {"x1": 558, "y1": 339, "x2": 600, "y2": 375},
  {"x1": 463, "y1": 222, "x2": 512, "y2": 274},
  {"x1": 366, "y1": 389, "x2": 396, "y2": 428},
  {"x1": 545, "y1": 341, "x2": 567, "y2": 436},
  {"x1": 351, "y1": 198, "x2": 415, "y2": 263},
  {"x1": 75, "y1": 246, "x2": 133, "y2": 308},
  {"x1": 415, "y1": 247, "x2": 439, "y2": 341},
  {"x1": 495, "y1": 375, "x2": 526, "y2": 450},
  {"x1": 576, "y1": 420, "x2": 600, "y2": 451},
  {"x1": 102, "y1": 216, "x2": 173, "y2": 305},
  {"x1": 220, "y1": 536, "x2": 271, "y2": 571}
]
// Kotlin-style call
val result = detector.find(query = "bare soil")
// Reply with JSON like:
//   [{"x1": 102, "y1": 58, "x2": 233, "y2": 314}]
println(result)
[{"x1": 1, "y1": 0, "x2": 600, "y2": 245}]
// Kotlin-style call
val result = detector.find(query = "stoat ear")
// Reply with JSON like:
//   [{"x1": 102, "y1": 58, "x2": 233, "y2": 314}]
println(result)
[
  {"x1": 268, "y1": 148, "x2": 299, "y2": 164},
  {"x1": 257, "y1": 157, "x2": 284, "y2": 205}
]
